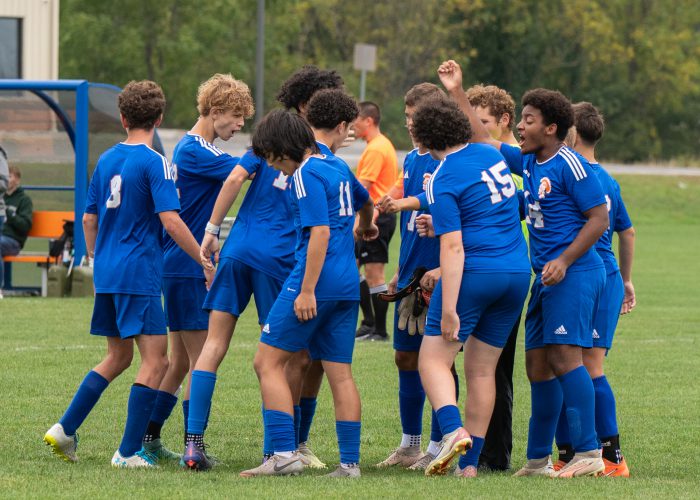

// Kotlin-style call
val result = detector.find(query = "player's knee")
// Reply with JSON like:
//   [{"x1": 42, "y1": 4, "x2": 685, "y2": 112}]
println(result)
[
  {"x1": 107, "y1": 350, "x2": 134, "y2": 375},
  {"x1": 169, "y1": 351, "x2": 190, "y2": 378},
  {"x1": 395, "y1": 350, "x2": 419, "y2": 371}
]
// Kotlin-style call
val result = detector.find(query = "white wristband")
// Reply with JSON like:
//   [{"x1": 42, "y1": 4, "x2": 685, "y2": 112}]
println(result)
[{"x1": 205, "y1": 222, "x2": 220, "y2": 235}]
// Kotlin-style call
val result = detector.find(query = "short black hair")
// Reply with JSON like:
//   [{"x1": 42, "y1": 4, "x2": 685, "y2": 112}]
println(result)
[
  {"x1": 252, "y1": 109, "x2": 319, "y2": 163},
  {"x1": 573, "y1": 101, "x2": 605, "y2": 145},
  {"x1": 411, "y1": 99, "x2": 472, "y2": 151},
  {"x1": 359, "y1": 101, "x2": 381, "y2": 125},
  {"x1": 521, "y1": 88, "x2": 574, "y2": 141},
  {"x1": 306, "y1": 89, "x2": 359, "y2": 130},
  {"x1": 276, "y1": 65, "x2": 344, "y2": 112}
]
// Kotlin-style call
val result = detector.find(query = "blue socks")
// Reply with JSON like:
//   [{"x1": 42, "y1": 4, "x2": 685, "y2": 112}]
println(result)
[
  {"x1": 398, "y1": 370, "x2": 425, "y2": 436},
  {"x1": 299, "y1": 397, "x2": 317, "y2": 443},
  {"x1": 435, "y1": 405, "x2": 462, "y2": 436},
  {"x1": 336, "y1": 420, "x2": 361, "y2": 464},
  {"x1": 430, "y1": 370, "x2": 460, "y2": 442},
  {"x1": 60, "y1": 370, "x2": 109, "y2": 436},
  {"x1": 149, "y1": 390, "x2": 178, "y2": 426},
  {"x1": 593, "y1": 375, "x2": 618, "y2": 439},
  {"x1": 182, "y1": 399, "x2": 189, "y2": 437},
  {"x1": 526, "y1": 378, "x2": 563, "y2": 459},
  {"x1": 264, "y1": 409, "x2": 296, "y2": 453},
  {"x1": 293, "y1": 405, "x2": 301, "y2": 448},
  {"x1": 188, "y1": 370, "x2": 216, "y2": 435},
  {"x1": 558, "y1": 366, "x2": 598, "y2": 453},
  {"x1": 459, "y1": 435, "x2": 484, "y2": 469},
  {"x1": 262, "y1": 405, "x2": 273, "y2": 456},
  {"x1": 118, "y1": 384, "x2": 158, "y2": 457}
]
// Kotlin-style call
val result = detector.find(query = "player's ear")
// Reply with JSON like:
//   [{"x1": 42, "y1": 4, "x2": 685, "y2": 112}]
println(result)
[
  {"x1": 154, "y1": 114, "x2": 164, "y2": 128},
  {"x1": 544, "y1": 122, "x2": 558, "y2": 138},
  {"x1": 119, "y1": 113, "x2": 129, "y2": 130}
]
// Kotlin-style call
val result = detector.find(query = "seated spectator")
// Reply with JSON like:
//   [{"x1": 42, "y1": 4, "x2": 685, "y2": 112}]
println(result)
[{"x1": 1, "y1": 163, "x2": 34, "y2": 296}]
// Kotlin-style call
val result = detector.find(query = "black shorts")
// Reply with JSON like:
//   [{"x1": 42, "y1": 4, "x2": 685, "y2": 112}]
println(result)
[{"x1": 355, "y1": 212, "x2": 397, "y2": 265}]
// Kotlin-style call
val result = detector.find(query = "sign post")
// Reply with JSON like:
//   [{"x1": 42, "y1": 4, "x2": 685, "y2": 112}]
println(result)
[{"x1": 353, "y1": 43, "x2": 377, "y2": 102}]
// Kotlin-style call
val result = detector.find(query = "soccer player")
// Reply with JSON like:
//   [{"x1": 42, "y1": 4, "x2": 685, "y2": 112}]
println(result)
[
  {"x1": 142, "y1": 74, "x2": 254, "y2": 462},
  {"x1": 553, "y1": 102, "x2": 636, "y2": 477},
  {"x1": 406, "y1": 99, "x2": 530, "y2": 478},
  {"x1": 43, "y1": 80, "x2": 213, "y2": 468},
  {"x1": 239, "y1": 108, "x2": 377, "y2": 478},
  {"x1": 437, "y1": 60, "x2": 610, "y2": 478},
  {"x1": 353, "y1": 102, "x2": 399, "y2": 342}
]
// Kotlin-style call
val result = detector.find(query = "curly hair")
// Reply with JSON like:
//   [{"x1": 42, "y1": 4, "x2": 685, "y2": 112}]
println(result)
[
  {"x1": 404, "y1": 83, "x2": 446, "y2": 107},
  {"x1": 276, "y1": 65, "x2": 344, "y2": 112},
  {"x1": 252, "y1": 109, "x2": 319, "y2": 163},
  {"x1": 118, "y1": 80, "x2": 165, "y2": 130},
  {"x1": 522, "y1": 88, "x2": 573, "y2": 141},
  {"x1": 197, "y1": 73, "x2": 254, "y2": 118},
  {"x1": 465, "y1": 84, "x2": 516, "y2": 128},
  {"x1": 411, "y1": 98, "x2": 472, "y2": 151},
  {"x1": 572, "y1": 101, "x2": 604, "y2": 145},
  {"x1": 306, "y1": 89, "x2": 359, "y2": 130}
]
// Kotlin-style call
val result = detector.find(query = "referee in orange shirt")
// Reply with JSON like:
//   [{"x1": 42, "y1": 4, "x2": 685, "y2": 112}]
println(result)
[{"x1": 353, "y1": 102, "x2": 398, "y2": 342}]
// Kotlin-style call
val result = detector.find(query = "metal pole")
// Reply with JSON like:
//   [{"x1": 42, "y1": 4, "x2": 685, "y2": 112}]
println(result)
[
  {"x1": 73, "y1": 81, "x2": 90, "y2": 263},
  {"x1": 255, "y1": 0, "x2": 265, "y2": 123},
  {"x1": 360, "y1": 69, "x2": 366, "y2": 102}
]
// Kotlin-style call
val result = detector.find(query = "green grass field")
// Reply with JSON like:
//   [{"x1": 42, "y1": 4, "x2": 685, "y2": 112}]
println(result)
[{"x1": 1, "y1": 175, "x2": 699, "y2": 498}]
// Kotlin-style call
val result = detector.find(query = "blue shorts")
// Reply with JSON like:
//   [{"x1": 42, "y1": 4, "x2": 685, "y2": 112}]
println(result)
[
  {"x1": 424, "y1": 272, "x2": 530, "y2": 347},
  {"x1": 593, "y1": 270, "x2": 624, "y2": 350},
  {"x1": 261, "y1": 298, "x2": 359, "y2": 363},
  {"x1": 525, "y1": 267, "x2": 606, "y2": 351},
  {"x1": 203, "y1": 258, "x2": 283, "y2": 325},
  {"x1": 393, "y1": 300, "x2": 423, "y2": 352},
  {"x1": 90, "y1": 293, "x2": 167, "y2": 339},
  {"x1": 163, "y1": 277, "x2": 209, "y2": 331}
]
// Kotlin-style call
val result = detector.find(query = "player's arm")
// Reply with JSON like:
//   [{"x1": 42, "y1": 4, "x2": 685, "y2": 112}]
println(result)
[
  {"x1": 160, "y1": 210, "x2": 215, "y2": 284},
  {"x1": 355, "y1": 197, "x2": 379, "y2": 241},
  {"x1": 296, "y1": 225, "x2": 330, "y2": 322},
  {"x1": 82, "y1": 213, "x2": 98, "y2": 263},
  {"x1": 439, "y1": 231, "x2": 463, "y2": 341},
  {"x1": 618, "y1": 226, "x2": 636, "y2": 314},
  {"x1": 377, "y1": 194, "x2": 421, "y2": 214}
]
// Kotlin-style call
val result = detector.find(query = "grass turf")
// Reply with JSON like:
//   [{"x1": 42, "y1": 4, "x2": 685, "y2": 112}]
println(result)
[{"x1": 1, "y1": 174, "x2": 699, "y2": 498}]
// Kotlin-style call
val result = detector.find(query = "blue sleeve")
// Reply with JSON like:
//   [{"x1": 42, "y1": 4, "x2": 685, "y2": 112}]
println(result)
[
  {"x1": 294, "y1": 167, "x2": 329, "y2": 228},
  {"x1": 85, "y1": 171, "x2": 98, "y2": 214},
  {"x1": 428, "y1": 166, "x2": 461, "y2": 236},
  {"x1": 562, "y1": 157, "x2": 606, "y2": 213},
  {"x1": 613, "y1": 182, "x2": 632, "y2": 231},
  {"x1": 499, "y1": 143, "x2": 524, "y2": 177},
  {"x1": 148, "y1": 156, "x2": 181, "y2": 213},
  {"x1": 416, "y1": 192, "x2": 429, "y2": 210},
  {"x1": 237, "y1": 148, "x2": 264, "y2": 177},
  {"x1": 191, "y1": 147, "x2": 238, "y2": 182},
  {"x1": 350, "y1": 171, "x2": 369, "y2": 209}
]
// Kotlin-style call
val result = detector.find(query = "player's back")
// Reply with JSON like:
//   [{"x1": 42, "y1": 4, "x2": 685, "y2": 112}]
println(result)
[
  {"x1": 591, "y1": 163, "x2": 632, "y2": 273},
  {"x1": 164, "y1": 133, "x2": 237, "y2": 278},
  {"x1": 87, "y1": 143, "x2": 180, "y2": 295},
  {"x1": 427, "y1": 143, "x2": 529, "y2": 273}
]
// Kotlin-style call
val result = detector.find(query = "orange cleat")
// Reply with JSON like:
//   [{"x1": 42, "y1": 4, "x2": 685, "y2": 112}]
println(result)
[
  {"x1": 602, "y1": 457, "x2": 630, "y2": 477},
  {"x1": 553, "y1": 459, "x2": 568, "y2": 472}
]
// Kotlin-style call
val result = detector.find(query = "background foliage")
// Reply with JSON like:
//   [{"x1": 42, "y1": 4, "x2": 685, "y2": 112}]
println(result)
[{"x1": 59, "y1": 0, "x2": 700, "y2": 162}]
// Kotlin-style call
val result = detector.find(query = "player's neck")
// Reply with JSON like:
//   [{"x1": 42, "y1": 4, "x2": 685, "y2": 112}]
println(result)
[
  {"x1": 124, "y1": 128, "x2": 155, "y2": 147},
  {"x1": 574, "y1": 144, "x2": 597, "y2": 164},
  {"x1": 500, "y1": 130, "x2": 518, "y2": 146},
  {"x1": 191, "y1": 117, "x2": 215, "y2": 143},
  {"x1": 536, "y1": 140, "x2": 564, "y2": 163},
  {"x1": 364, "y1": 127, "x2": 381, "y2": 142},
  {"x1": 313, "y1": 130, "x2": 336, "y2": 153}
]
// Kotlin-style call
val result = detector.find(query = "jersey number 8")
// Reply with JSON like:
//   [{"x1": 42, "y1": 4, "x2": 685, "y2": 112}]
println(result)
[{"x1": 106, "y1": 175, "x2": 122, "y2": 209}]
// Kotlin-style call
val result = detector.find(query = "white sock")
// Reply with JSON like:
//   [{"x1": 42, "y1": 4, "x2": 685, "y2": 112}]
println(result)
[
  {"x1": 426, "y1": 440, "x2": 441, "y2": 457},
  {"x1": 400, "y1": 433, "x2": 421, "y2": 448},
  {"x1": 276, "y1": 451, "x2": 294, "y2": 459}
]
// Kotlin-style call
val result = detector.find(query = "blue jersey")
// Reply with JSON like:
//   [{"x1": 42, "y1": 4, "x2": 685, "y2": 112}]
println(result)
[
  {"x1": 85, "y1": 143, "x2": 180, "y2": 295},
  {"x1": 500, "y1": 144, "x2": 606, "y2": 273},
  {"x1": 280, "y1": 154, "x2": 370, "y2": 301},
  {"x1": 591, "y1": 163, "x2": 632, "y2": 273},
  {"x1": 163, "y1": 133, "x2": 238, "y2": 278},
  {"x1": 398, "y1": 149, "x2": 440, "y2": 287},
  {"x1": 427, "y1": 143, "x2": 530, "y2": 273},
  {"x1": 219, "y1": 149, "x2": 296, "y2": 281}
]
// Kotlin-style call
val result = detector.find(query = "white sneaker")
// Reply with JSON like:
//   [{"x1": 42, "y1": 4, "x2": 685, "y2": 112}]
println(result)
[
  {"x1": 298, "y1": 442, "x2": 326, "y2": 469},
  {"x1": 553, "y1": 450, "x2": 605, "y2": 478},
  {"x1": 513, "y1": 456, "x2": 555, "y2": 477},
  {"x1": 44, "y1": 423, "x2": 78, "y2": 462},
  {"x1": 111, "y1": 449, "x2": 158, "y2": 468},
  {"x1": 239, "y1": 452, "x2": 304, "y2": 477},
  {"x1": 375, "y1": 446, "x2": 424, "y2": 468}
]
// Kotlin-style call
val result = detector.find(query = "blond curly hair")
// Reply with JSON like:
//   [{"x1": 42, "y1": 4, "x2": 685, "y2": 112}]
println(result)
[
  {"x1": 197, "y1": 74, "x2": 254, "y2": 118},
  {"x1": 465, "y1": 84, "x2": 516, "y2": 129}
]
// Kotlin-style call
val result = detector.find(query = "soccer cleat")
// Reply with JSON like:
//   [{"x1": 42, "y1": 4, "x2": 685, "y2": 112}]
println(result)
[
  {"x1": 513, "y1": 456, "x2": 555, "y2": 477},
  {"x1": 602, "y1": 457, "x2": 630, "y2": 477},
  {"x1": 142, "y1": 438, "x2": 181, "y2": 463},
  {"x1": 239, "y1": 453, "x2": 304, "y2": 477},
  {"x1": 425, "y1": 427, "x2": 472, "y2": 476},
  {"x1": 44, "y1": 423, "x2": 78, "y2": 463},
  {"x1": 454, "y1": 465, "x2": 478, "y2": 477},
  {"x1": 298, "y1": 442, "x2": 326, "y2": 469},
  {"x1": 111, "y1": 449, "x2": 158, "y2": 468},
  {"x1": 553, "y1": 450, "x2": 605, "y2": 478},
  {"x1": 407, "y1": 452, "x2": 435, "y2": 471},
  {"x1": 553, "y1": 459, "x2": 568, "y2": 472},
  {"x1": 355, "y1": 324, "x2": 375, "y2": 338},
  {"x1": 326, "y1": 464, "x2": 361, "y2": 478},
  {"x1": 358, "y1": 333, "x2": 389, "y2": 342},
  {"x1": 183, "y1": 442, "x2": 214, "y2": 471},
  {"x1": 376, "y1": 446, "x2": 424, "y2": 468}
]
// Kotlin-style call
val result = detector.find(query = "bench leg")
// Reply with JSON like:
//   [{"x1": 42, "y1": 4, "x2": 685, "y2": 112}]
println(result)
[{"x1": 41, "y1": 267, "x2": 48, "y2": 297}]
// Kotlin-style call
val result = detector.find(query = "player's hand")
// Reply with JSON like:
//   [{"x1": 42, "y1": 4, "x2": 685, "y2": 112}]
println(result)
[
  {"x1": 420, "y1": 268, "x2": 441, "y2": 292},
  {"x1": 203, "y1": 266, "x2": 216, "y2": 291},
  {"x1": 620, "y1": 280, "x2": 636, "y2": 314},
  {"x1": 541, "y1": 256, "x2": 568, "y2": 286},
  {"x1": 441, "y1": 310, "x2": 460, "y2": 342},
  {"x1": 416, "y1": 214, "x2": 435, "y2": 238},
  {"x1": 437, "y1": 60, "x2": 464, "y2": 93},
  {"x1": 200, "y1": 232, "x2": 220, "y2": 265},
  {"x1": 341, "y1": 126, "x2": 356, "y2": 148},
  {"x1": 377, "y1": 195, "x2": 400, "y2": 214},
  {"x1": 294, "y1": 291, "x2": 317, "y2": 322},
  {"x1": 388, "y1": 273, "x2": 399, "y2": 295},
  {"x1": 355, "y1": 223, "x2": 379, "y2": 241}
]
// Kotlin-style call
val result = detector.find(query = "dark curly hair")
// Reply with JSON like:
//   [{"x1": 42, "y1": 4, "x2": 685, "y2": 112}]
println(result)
[
  {"x1": 252, "y1": 109, "x2": 319, "y2": 163},
  {"x1": 306, "y1": 89, "x2": 359, "y2": 130},
  {"x1": 276, "y1": 65, "x2": 344, "y2": 112},
  {"x1": 522, "y1": 88, "x2": 573, "y2": 141},
  {"x1": 118, "y1": 80, "x2": 165, "y2": 130},
  {"x1": 573, "y1": 101, "x2": 604, "y2": 145},
  {"x1": 411, "y1": 98, "x2": 472, "y2": 151}
]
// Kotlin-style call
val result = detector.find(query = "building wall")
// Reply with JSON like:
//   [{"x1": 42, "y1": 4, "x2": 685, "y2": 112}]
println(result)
[{"x1": 0, "y1": 0, "x2": 59, "y2": 79}]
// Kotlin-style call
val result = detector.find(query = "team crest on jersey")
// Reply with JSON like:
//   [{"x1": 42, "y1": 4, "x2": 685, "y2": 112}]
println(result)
[
  {"x1": 422, "y1": 173, "x2": 431, "y2": 191},
  {"x1": 538, "y1": 177, "x2": 552, "y2": 199}
]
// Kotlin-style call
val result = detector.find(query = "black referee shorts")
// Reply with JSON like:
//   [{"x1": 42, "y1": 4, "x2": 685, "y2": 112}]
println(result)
[{"x1": 355, "y1": 212, "x2": 397, "y2": 265}]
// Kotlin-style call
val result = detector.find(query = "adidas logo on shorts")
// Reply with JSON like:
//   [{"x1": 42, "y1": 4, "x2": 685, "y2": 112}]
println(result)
[
  {"x1": 554, "y1": 325, "x2": 568, "y2": 335},
  {"x1": 262, "y1": 323, "x2": 270, "y2": 334},
  {"x1": 593, "y1": 329, "x2": 600, "y2": 339}
]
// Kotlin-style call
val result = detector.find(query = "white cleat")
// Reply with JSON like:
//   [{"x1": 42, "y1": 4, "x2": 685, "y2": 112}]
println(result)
[
  {"x1": 376, "y1": 446, "x2": 424, "y2": 468},
  {"x1": 553, "y1": 450, "x2": 605, "y2": 478},
  {"x1": 111, "y1": 449, "x2": 158, "y2": 468},
  {"x1": 239, "y1": 452, "x2": 304, "y2": 477},
  {"x1": 44, "y1": 423, "x2": 78, "y2": 463},
  {"x1": 298, "y1": 442, "x2": 326, "y2": 469},
  {"x1": 513, "y1": 456, "x2": 555, "y2": 477},
  {"x1": 326, "y1": 464, "x2": 361, "y2": 478},
  {"x1": 407, "y1": 452, "x2": 435, "y2": 471}
]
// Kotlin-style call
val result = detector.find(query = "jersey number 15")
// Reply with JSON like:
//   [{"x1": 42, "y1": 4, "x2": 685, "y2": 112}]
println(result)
[{"x1": 481, "y1": 161, "x2": 516, "y2": 204}]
